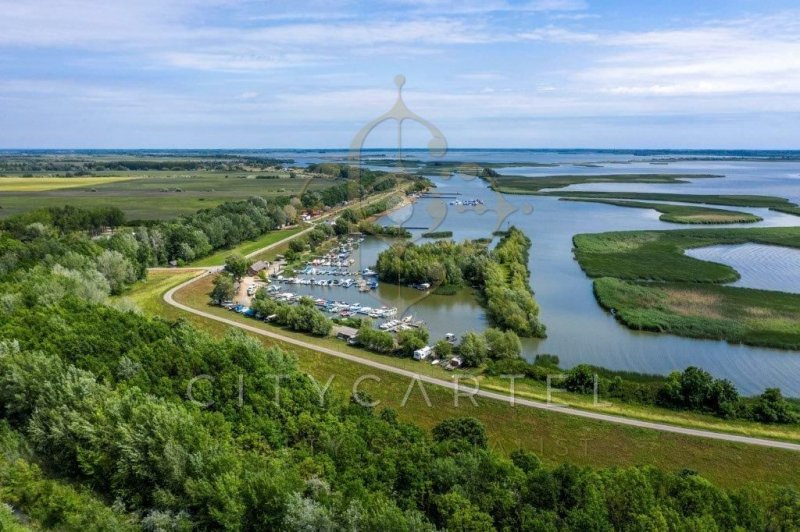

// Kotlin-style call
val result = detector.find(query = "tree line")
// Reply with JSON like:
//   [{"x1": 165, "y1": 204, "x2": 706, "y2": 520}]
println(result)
[{"x1": 487, "y1": 356, "x2": 799, "y2": 425}]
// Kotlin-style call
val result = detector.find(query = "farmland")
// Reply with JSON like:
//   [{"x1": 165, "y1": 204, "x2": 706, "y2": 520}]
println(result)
[{"x1": 0, "y1": 173, "x2": 334, "y2": 220}]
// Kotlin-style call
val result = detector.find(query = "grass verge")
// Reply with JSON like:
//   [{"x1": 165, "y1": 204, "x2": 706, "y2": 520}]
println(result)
[{"x1": 188, "y1": 227, "x2": 305, "y2": 267}]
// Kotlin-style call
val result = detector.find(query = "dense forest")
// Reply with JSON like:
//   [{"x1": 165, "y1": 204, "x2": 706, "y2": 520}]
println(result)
[
  {"x1": 375, "y1": 228, "x2": 545, "y2": 336},
  {"x1": 1, "y1": 298, "x2": 799, "y2": 529}
]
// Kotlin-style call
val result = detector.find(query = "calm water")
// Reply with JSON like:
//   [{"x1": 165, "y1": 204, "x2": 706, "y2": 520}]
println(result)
[
  {"x1": 283, "y1": 151, "x2": 800, "y2": 396},
  {"x1": 686, "y1": 244, "x2": 800, "y2": 293}
]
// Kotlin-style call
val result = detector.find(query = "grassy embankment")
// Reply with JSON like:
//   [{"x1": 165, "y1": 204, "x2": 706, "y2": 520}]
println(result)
[
  {"x1": 120, "y1": 270, "x2": 800, "y2": 490},
  {"x1": 0, "y1": 171, "x2": 332, "y2": 220},
  {"x1": 562, "y1": 198, "x2": 762, "y2": 224},
  {"x1": 188, "y1": 227, "x2": 306, "y2": 267},
  {"x1": 573, "y1": 227, "x2": 800, "y2": 349}
]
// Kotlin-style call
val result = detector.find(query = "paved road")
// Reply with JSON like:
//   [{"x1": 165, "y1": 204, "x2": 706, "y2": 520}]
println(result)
[{"x1": 164, "y1": 273, "x2": 800, "y2": 452}]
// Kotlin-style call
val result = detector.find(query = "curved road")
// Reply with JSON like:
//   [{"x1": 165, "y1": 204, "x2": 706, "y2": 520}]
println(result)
[{"x1": 164, "y1": 273, "x2": 800, "y2": 452}]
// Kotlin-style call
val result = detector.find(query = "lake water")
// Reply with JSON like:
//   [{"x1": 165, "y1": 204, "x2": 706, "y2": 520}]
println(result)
[
  {"x1": 686, "y1": 244, "x2": 800, "y2": 293},
  {"x1": 278, "y1": 150, "x2": 800, "y2": 396}
]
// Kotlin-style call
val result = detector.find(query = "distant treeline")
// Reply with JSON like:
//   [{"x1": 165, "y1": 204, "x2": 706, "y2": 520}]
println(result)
[{"x1": 0, "y1": 154, "x2": 292, "y2": 173}]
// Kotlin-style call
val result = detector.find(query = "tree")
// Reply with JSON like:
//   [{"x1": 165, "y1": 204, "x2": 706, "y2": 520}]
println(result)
[
  {"x1": 564, "y1": 364, "x2": 596, "y2": 394},
  {"x1": 224, "y1": 254, "x2": 248, "y2": 281},
  {"x1": 288, "y1": 238, "x2": 306, "y2": 253},
  {"x1": 458, "y1": 332, "x2": 488, "y2": 367},
  {"x1": 95, "y1": 250, "x2": 136, "y2": 295},
  {"x1": 432, "y1": 418, "x2": 488, "y2": 448},
  {"x1": 357, "y1": 321, "x2": 395, "y2": 353},
  {"x1": 484, "y1": 328, "x2": 521, "y2": 359},
  {"x1": 752, "y1": 388, "x2": 798, "y2": 424},
  {"x1": 308, "y1": 311, "x2": 333, "y2": 337},
  {"x1": 658, "y1": 367, "x2": 740, "y2": 417},
  {"x1": 436, "y1": 492, "x2": 494, "y2": 532},
  {"x1": 433, "y1": 340, "x2": 452, "y2": 360},
  {"x1": 211, "y1": 274, "x2": 235, "y2": 304},
  {"x1": 282, "y1": 204, "x2": 297, "y2": 224},
  {"x1": 397, "y1": 328, "x2": 429, "y2": 357}
]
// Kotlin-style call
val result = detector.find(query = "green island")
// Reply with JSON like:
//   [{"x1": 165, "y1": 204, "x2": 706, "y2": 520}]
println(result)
[
  {"x1": 421, "y1": 230, "x2": 453, "y2": 238},
  {"x1": 547, "y1": 191, "x2": 800, "y2": 215},
  {"x1": 562, "y1": 197, "x2": 762, "y2": 224},
  {"x1": 479, "y1": 172, "x2": 722, "y2": 193},
  {"x1": 573, "y1": 227, "x2": 800, "y2": 349},
  {"x1": 375, "y1": 227, "x2": 546, "y2": 337}
]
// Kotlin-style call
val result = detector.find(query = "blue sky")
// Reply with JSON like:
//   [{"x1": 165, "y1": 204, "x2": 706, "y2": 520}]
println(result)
[{"x1": 1, "y1": 0, "x2": 799, "y2": 148}]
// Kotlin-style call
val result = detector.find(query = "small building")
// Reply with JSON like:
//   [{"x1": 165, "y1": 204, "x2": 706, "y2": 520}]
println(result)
[
  {"x1": 247, "y1": 260, "x2": 269, "y2": 276},
  {"x1": 413, "y1": 345, "x2": 433, "y2": 361},
  {"x1": 335, "y1": 326, "x2": 359, "y2": 343}
]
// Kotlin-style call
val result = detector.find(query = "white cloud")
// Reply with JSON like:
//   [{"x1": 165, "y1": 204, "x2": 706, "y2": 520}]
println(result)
[
  {"x1": 580, "y1": 12, "x2": 800, "y2": 97},
  {"x1": 518, "y1": 25, "x2": 597, "y2": 43}
]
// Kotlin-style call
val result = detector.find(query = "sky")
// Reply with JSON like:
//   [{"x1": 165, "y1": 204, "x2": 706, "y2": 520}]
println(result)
[{"x1": 1, "y1": 0, "x2": 799, "y2": 149}]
